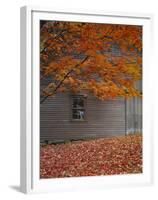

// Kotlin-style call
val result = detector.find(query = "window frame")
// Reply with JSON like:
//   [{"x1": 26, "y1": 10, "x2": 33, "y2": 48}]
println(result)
[{"x1": 70, "y1": 94, "x2": 87, "y2": 121}]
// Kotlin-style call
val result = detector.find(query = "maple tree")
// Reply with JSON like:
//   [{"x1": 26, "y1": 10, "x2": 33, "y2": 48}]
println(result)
[{"x1": 40, "y1": 21, "x2": 142, "y2": 104}]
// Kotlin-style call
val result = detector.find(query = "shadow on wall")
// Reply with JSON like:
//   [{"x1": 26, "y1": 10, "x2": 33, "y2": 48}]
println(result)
[{"x1": 9, "y1": 185, "x2": 20, "y2": 193}]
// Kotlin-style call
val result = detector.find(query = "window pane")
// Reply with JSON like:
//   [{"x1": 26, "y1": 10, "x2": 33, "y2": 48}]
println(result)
[
  {"x1": 72, "y1": 109, "x2": 85, "y2": 120},
  {"x1": 73, "y1": 97, "x2": 84, "y2": 108}
]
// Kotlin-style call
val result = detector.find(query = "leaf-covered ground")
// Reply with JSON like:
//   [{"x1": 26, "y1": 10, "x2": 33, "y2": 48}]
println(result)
[{"x1": 40, "y1": 134, "x2": 142, "y2": 178}]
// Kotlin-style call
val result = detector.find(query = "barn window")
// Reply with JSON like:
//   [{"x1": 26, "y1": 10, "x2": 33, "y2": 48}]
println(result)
[{"x1": 72, "y1": 95, "x2": 86, "y2": 121}]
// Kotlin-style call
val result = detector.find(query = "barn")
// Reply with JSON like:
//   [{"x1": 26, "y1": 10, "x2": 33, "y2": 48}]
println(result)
[
  {"x1": 40, "y1": 86, "x2": 142, "y2": 143},
  {"x1": 40, "y1": 21, "x2": 142, "y2": 143}
]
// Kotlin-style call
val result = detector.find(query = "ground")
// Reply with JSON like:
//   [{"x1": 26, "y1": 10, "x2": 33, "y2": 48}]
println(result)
[{"x1": 40, "y1": 134, "x2": 142, "y2": 178}]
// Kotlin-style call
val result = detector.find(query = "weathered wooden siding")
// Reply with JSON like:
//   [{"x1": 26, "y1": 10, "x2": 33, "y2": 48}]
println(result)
[
  {"x1": 40, "y1": 93, "x2": 126, "y2": 142},
  {"x1": 125, "y1": 81, "x2": 142, "y2": 134},
  {"x1": 125, "y1": 97, "x2": 142, "y2": 134}
]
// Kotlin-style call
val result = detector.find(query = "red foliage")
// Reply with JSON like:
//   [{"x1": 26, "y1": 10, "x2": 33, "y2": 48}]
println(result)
[
  {"x1": 40, "y1": 134, "x2": 142, "y2": 178},
  {"x1": 40, "y1": 22, "x2": 142, "y2": 104}
]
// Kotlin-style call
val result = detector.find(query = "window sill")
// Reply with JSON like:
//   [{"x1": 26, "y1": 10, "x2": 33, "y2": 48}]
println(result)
[{"x1": 70, "y1": 119, "x2": 87, "y2": 122}]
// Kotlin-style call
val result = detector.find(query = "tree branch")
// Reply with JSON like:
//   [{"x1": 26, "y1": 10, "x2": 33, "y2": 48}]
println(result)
[
  {"x1": 40, "y1": 30, "x2": 67, "y2": 54},
  {"x1": 40, "y1": 55, "x2": 90, "y2": 104}
]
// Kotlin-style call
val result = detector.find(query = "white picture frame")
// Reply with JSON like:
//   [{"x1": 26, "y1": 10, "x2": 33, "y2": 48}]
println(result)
[{"x1": 20, "y1": 6, "x2": 153, "y2": 194}]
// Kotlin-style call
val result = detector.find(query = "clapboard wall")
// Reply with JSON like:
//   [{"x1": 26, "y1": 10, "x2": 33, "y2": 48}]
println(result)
[
  {"x1": 40, "y1": 93, "x2": 126, "y2": 142},
  {"x1": 125, "y1": 81, "x2": 142, "y2": 134}
]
